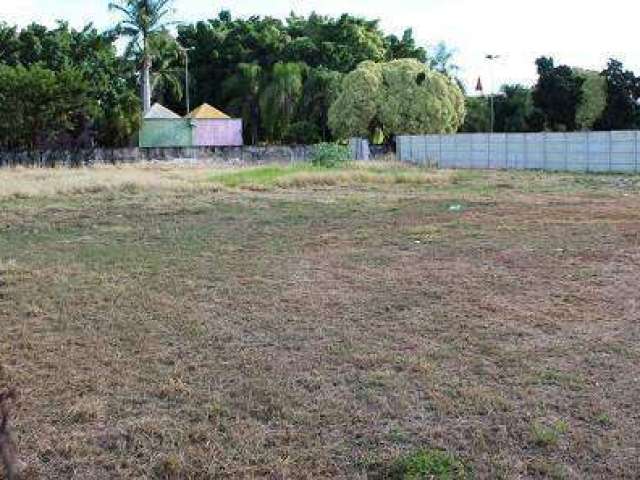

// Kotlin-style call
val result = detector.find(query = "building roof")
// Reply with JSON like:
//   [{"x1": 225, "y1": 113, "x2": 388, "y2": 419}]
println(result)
[
  {"x1": 187, "y1": 103, "x2": 231, "y2": 119},
  {"x1": 144, "y1": 103, "x2": 181, "y2": 119}
]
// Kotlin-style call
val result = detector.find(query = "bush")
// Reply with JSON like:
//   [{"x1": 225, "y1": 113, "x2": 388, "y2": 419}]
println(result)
[
  {"x1": 284, "y1": 121, "x2": 322, "y2": 144},
  {"x1": 311, "y1": 143, "x2": 350, "y2": 168}
]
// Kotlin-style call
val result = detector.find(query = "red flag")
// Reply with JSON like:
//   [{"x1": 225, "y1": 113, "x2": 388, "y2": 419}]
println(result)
[{"x1": 475, "y1": 77, "x2": 484, "y2": 92}]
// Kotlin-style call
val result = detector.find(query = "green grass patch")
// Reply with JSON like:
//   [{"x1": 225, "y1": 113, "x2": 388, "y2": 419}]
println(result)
[
  {"x1": 208, "y1": 164, "x2": 314, "y2": 188},
  {"x1": 530, "y1": 419, "x2": 569, "y2": 447},
  {"x1": 371, "y1": 449, "x2": 470, "y2": 479}
]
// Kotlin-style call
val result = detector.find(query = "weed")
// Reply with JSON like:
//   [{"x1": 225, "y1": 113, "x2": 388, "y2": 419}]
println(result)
[
  {"x1": 530, "y1": 420, "x2": 569, "y2": 447},
  {"x1": 372, "y1": 449, "x2": 469, "y2": 479}
]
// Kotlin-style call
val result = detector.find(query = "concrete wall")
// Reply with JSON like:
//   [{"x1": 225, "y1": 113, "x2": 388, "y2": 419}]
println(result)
[
  {"x1": 398, "y1": 131, "x2": 640, "y2": 173},
  {"x1": 0, "y1": 145, "x2": 318, "y2": 167}
]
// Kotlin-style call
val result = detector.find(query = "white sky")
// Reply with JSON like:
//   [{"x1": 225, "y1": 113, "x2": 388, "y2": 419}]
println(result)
[{"x1": 2, "y1": 0, "x2": 639, "y2": 92}]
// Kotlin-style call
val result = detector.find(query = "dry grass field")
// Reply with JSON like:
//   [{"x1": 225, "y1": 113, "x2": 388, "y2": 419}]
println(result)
[{"x1": 1, "y1": 162, "x2": 639, "y2": 479}]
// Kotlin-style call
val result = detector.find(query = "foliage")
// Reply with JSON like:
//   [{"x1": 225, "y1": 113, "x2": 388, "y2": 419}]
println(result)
[
  {"x1": 460, "y1": 97, "x2": 490, "y2": 132},
  {"x1": 222, "y1": 63, "x2": 263, "y2": 145},
  {"x1": 177, "y1": 11, "x2": 454, "y2": 144},
  {"x1": 594, "y1": 59, "x2": 640, "y2": 130},
  {"x1": 328, "y1": 59, "x2": 465, "y2": 139},
  {"x1": 385, "y1": 29, "x2": 427, "y2": 63},
  {"x1": 0, "y1": 11, "x2": 459, "y2": 147},
  {"x1": 259, "y1": 62, "x2": 305, "y2": 142},
  {"x1": 378, "y1": 449, "x2": 469, "y2": 479},
  {"x1": 311, "y1": 143, "x2": 350, "y2": 168},
  {"x1": 0, "y1": 64, "x2": 96, "y2": 150},
  {"x1": 0, "y1": 21, "x2": 140, "y2": 148},
  {"x1": 284, "y1": 121, "x2": 322, "y2": 144},
  {"x1": 574, "y1": 69, "x2": 607, "y2": 130},
  {"x1": 532, "y1": 56, "x2": 584, "y2": 131},
  {"x1": 110, "y1": 0, "x2": 176, "y2": 113},
  {"x1": 493, "y1": 84, "x2": 536, "y2": 132},
  {"x1": 298, "y1": 67, "x2": 343, "y2": 142},
  {"x1": 327, "y1": 61, "x2": 383, "y2": 138}
]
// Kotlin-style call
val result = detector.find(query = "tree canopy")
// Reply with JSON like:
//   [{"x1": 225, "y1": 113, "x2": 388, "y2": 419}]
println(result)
[
  {"x1": 2, "y1": 11, "x2": 640, "y2": 149},
  {"x1": 0, "y1": 21, "x2": 139, "y2": 148},
  {"x1": 532, "y1": 57, "x2": 584, "y2": 132},
  {"x1": 328, "y1": 59, "x2": 465, "y2": 139},
  {"x1": 173, "y1": 11, "x2": 439, "y2": 144},
  {"x1": 595, "y1": 59, "x2": 640, "y2": 130}
]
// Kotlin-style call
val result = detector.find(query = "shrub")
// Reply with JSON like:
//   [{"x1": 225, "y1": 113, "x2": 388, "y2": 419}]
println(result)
[
  {"x1": 284, "y1": 121, "x2": 322, "y2": 144},
  {"x1": 311, "y1": 143, "x2": 350, "y2": 168}
]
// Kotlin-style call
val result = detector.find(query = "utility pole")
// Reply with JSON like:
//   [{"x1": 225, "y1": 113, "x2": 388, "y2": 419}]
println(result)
[
  {"x1": 485, "y1": 54, "x2": 501, "y2": 133},
  {"x1": 178, "y1": 45, "x2": 195, "y2": 115}
]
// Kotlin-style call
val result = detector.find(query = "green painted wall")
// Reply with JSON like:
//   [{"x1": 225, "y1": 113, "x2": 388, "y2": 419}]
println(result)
[{"x1": 139, "y1": 119, "x2": 193, "y2": 147}]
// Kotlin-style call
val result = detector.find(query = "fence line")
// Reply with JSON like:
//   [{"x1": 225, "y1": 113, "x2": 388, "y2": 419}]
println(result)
[{"x1": 397, "y1": 131, "x2": 640, "y2": 173}]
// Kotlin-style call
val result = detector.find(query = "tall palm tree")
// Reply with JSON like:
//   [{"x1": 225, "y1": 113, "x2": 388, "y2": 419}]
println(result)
[
  {"x1": 143, "y1": 31, "x2": 183, "y2": 106},
  {"x1": 109, "y1": 0, "x2": 175, "y2": 114}
]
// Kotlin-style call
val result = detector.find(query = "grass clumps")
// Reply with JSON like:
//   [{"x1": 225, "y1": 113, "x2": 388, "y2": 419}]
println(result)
[
  {"x1": 373, "y1": 449, "x2": 470, "y2": 479},
  {"x1": 530, "y1": 419, "x2": 569, "y2": 447}
]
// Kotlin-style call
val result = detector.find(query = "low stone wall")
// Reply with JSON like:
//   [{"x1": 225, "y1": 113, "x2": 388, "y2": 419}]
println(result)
[
  {"x1": 0, "y1": 143, "x2": 393, "y2": 167},
  {"x1": 0, "y1": 145, "x2": 320, "y2": 167}
]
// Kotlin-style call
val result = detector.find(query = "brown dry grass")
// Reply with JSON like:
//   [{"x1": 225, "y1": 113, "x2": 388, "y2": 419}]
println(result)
[{"x1": 1, "y1": 164, "x2": 639, "y2": 479}]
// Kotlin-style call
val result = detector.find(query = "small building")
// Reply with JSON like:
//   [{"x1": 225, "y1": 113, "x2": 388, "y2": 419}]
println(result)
[
  {"x1": 139, "y1": 103, "x2": 193, "y2": 148},
  {"x1": 187, "y1": 103, "x2": 243, "y2": 147},
  {"x1": 139, "y1": 103, "x2": 243, "y2": 148}
]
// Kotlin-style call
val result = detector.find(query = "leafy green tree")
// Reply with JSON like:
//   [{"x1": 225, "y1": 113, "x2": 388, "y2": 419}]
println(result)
[
  {"x1": 494, "y1": 85, "x2": 535, "y2": 132},
  {"x1": 574, "y1": 69, "x2": 607, "y2": 130},
  {"x1": 110, "y1": 0, "x2": 175, "y2": 113},
  {"x1": 328, "y1": 61, "x2": 382, "y2": 138},
  {"x1": 0, "y1": 64, "x2": 96, "y2": 149},
  {"x1": 532, "y1": 56, "x2": 584, "y2": 131},
  {"x1": 176, "y1": 11, "x2": 456, "y2": 144},
  {"x1": 329, "y1": 59, "x2": 465, "y2": 139},
  {"x1": 0, "y1": 22, "x2": 139, "y2": 147},
  {"x1": 295, "y1": 67, "x2": 343, "y2": 142},
  {"x1": 384, "y1": 29, "x2": 427, "y2": 63},
  {"x1": 460, "y1": 97, "x2": 490, "y2": 132},
  {"x1": 146, "y1": 31, "x2": 183, "y2": 107},
  {"x1": 595, "y1": 59, "x2": 640, "y2": 130},
  {"x1": 260, "y1": 62, "x2": 305, "y2": 142},
  {"x1": 284, "y1": 12, "x2": 387, "y2": 72},
  {"x1": 223, "y1": 63, "x2": 263, "y2": 144}
]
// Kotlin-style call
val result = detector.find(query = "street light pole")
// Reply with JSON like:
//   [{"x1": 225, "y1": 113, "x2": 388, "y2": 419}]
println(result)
[
  {"x1": 485, "y1": 54, "x2": 501, "y2": 133},
  {"x1": 178, "y1": 45, "x2": 195, "y2": 115}
]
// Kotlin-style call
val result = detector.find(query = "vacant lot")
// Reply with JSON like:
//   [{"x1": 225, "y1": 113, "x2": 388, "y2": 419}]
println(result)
[{"x1": 1, "y1": 163, "x2": 639, "y2": 479}]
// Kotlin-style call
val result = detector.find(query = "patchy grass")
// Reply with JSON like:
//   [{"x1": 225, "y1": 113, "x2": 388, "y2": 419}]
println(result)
[
  {"x1": 208, "y1": 162, "x2": 464, "y2": 189},
  {"x1": 1, "y1": 163, "x2": 640, "y2": 478},
  {"x1": 530, "y1": 419, "x2": 569, "y2": 448},
  {"x1": 370, "y1": 449, "x2": 469, "y2": 479}
]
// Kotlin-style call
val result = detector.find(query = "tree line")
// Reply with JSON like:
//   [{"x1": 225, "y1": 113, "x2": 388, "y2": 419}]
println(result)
[
  {"x1": 0, "y1": 8, "x2": 449, "y2": 149},
  {"x1": 0, "y1": 4, "x2": 639, "y2": 150},
  {"x1": 462, "y1": 57, "x2": 640, "y2": 133}
]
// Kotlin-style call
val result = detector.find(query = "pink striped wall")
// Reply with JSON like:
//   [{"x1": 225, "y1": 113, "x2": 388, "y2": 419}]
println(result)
[{"x1": 193, "y1": 119, "x2": 243, "y2": 146}]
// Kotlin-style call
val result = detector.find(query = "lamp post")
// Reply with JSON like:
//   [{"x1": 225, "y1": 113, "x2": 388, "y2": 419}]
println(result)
[
  {"x1": 485, "y1": 54, "x2": 501, "y2": 133},
  {"x1": 178, "y1": 45, "x2": 195, "y2": 114}
]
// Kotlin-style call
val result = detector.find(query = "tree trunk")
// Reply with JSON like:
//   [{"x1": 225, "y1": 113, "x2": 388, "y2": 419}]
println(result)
[{"x1": 142, "y1": 55, "x2": 152, "y2": 114}]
